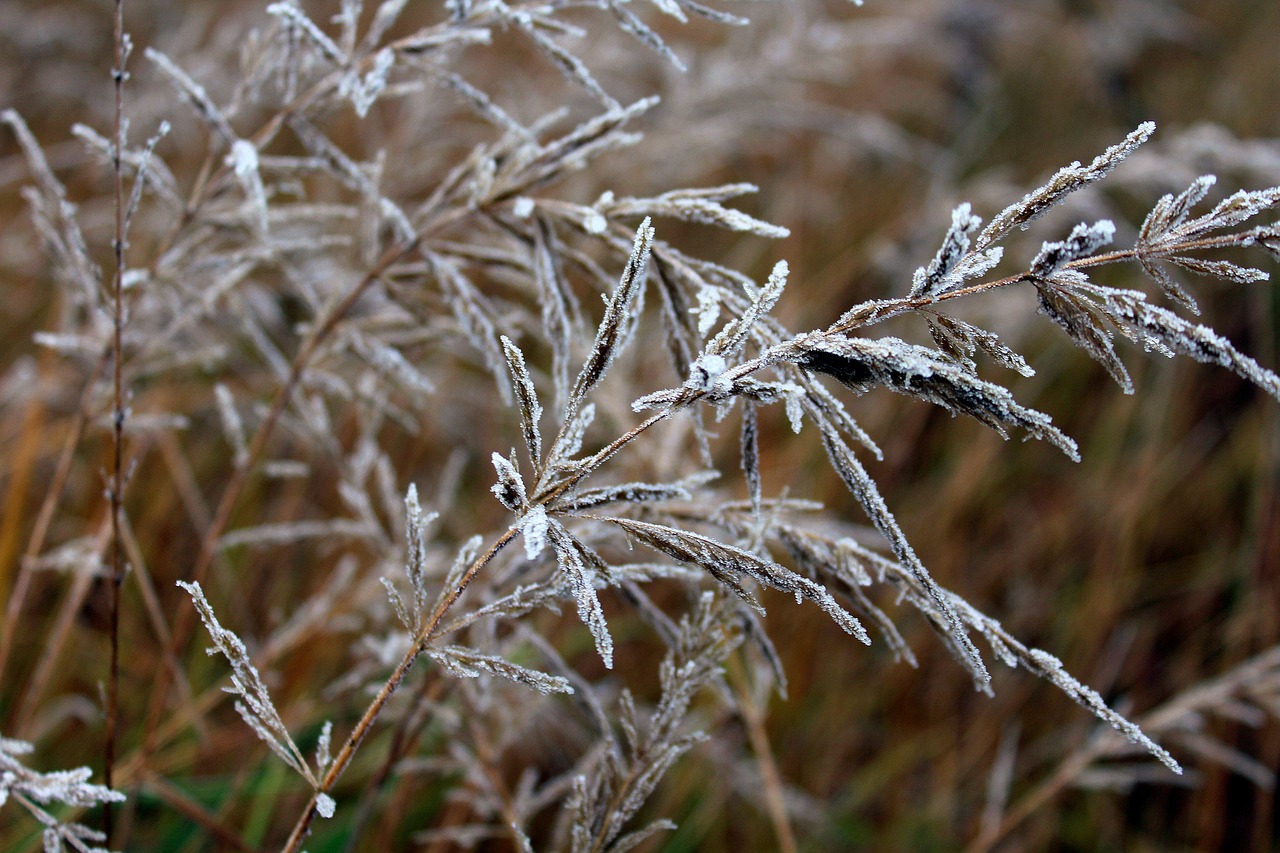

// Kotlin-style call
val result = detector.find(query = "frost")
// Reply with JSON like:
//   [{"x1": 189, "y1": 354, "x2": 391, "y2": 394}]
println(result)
[
  {"x1": 687, "y1": 353, "x2": 727, "y2": 393},
  {"x1": 316, "y1": 792, "x2": 336, "y2": 818},
  {"x1": 340, "y1": 47, "x2": 395, "y2": 117},
  {"x1": 228, "y1": 138, "x2": 259, "y2": 179},
  {"x1": 490, "y1": 451, "x2": 527, "y2": 511},
  {"x1": 583, "y1": 208, "x2": 607, "y2": 234},
  {"x1": 512, "y1": 196, "x2": 535, "y2": 218},
  {"x1": 520, "y1": 504, "x2": 550, "y2": 560},
  {"x1": 911, "y1": 202, "x2": 981, "y2": 298},
  {"x1": 1032, "y1": 219, "x2": 1116, "y2": 277},
  {"x1": 226, "y1": 138, "x2": 268, "y2": 234},
  {"x1": 693, "y1": 286, "x2": 722, "y2": 336},
  {"x1": 780, "y1": 382, "x2": 805, "y2": 432}
]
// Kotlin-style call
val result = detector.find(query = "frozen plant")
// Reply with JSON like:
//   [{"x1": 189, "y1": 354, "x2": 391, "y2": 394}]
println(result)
[{"x1": 1, "y1": 0, "x2": 1279, "y2": 850}]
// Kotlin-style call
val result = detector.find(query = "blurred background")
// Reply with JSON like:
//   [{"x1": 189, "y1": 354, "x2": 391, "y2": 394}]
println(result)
[{"x1": 1, "y1": 0, "x2": 1278, "y2": 850}]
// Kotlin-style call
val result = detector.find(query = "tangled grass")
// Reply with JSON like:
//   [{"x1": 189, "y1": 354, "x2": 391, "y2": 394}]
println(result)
[{"x1": 1, "y1": 1, "x2": 1278, "y2": 850}]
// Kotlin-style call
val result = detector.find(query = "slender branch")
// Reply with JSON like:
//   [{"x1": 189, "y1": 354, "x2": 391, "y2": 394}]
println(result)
[
  {"x1": 340, "y1": 675, "x2": 447, "y2": 853},
  {"x1": 105, "y1": 0, "x2": 128, "y2": 842},
  {"x1": 727, "y1": 655, "x2": 798, "y2": 853},
  {"x1": 278, "y1": 526, "x2": 520, "y2": 853}
]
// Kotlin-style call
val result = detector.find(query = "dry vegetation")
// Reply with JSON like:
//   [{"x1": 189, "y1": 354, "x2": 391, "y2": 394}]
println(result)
[{"x1": 1, "y1": 1, "x2": 1279, "y2": 851}]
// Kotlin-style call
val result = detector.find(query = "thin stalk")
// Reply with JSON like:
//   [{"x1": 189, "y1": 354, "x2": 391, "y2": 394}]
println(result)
[
  {"x1": 278, "y1": 527, "x2": 520, "y2": 853},
  {"x1": 727, "y1": 655, "x2": 797, "y2": 853},
  {"x1": 104, "y1": 0, "x2": 128, "y2": 842},
  {"x1": 340, "y1": 676, "x2": 447, "y2": 853}
]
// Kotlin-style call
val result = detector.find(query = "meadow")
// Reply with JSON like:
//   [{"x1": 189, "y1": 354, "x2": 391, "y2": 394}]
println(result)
[{"x1": 1, "y1": 1, "x2": 1278, "y2": 850}]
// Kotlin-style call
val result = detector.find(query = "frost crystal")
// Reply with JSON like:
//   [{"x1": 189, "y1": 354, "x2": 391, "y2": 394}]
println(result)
[
  {"x1": 583, "y1": 209, "x2": 607, "y2": 234},
  {"x1": 520, "y1": 504, "x2": 550, "y2": 560},
  {"x1": 693, "y1": 286, "x2": 721, "y2": 336},
  {"x1": 228, "y1": 138, "x2": 259, "y2": 178},
  {"x1": 512, "y1": 196, "x2": 535, "y2": 218},
  {"x1": 226, "y1": 138, "x2": 268, "y2": 234},
  {"x1": 340, "y1": 47, "x2": 395, "y2": 117},
  {"x1": 316, "y1": 792, "x2": 336, "y2": 818},
  {"x1": 687, "y1": 353, "x2": 727, "y2": 393},
  {"x1": 780, "y1": 382, "x2": 805, "y2": 432},
  {"x1": 1032, "y1": 219, "x2": 1116, "y2": 277}
]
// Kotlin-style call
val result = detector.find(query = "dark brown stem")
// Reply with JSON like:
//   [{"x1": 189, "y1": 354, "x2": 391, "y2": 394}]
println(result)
[{"x1": 105, "y1": 0, "x2": 127, "y2": 842}]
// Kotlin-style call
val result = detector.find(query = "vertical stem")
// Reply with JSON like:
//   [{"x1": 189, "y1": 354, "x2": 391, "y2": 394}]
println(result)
[
  {"x1": 105, "y1": 0, "x2": 127, "y2": 842},
  {"x1": 727, "y1": 656, "x2": 797, "y2": 853}
]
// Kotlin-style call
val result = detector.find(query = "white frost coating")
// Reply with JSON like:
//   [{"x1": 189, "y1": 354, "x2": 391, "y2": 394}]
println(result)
[
  {"x1": 512, "y1": 196, "x2": 535, "y2": 219},
  {"x1": 583, "y1": 209, "x2": 607, "y2": 234},
  {"x1": 405, "y1": 483, "x2": 423, "y2": 529},
  {"x1": 584, "y1": 190, "x2": 615, "y2": 234},
  {"x1": 520, "y1": 504, "x2": 549, "y2": 559},
  {"x1": 340, "y1": 47, "x2": 395, "y2": 117},
  {"x1": 1032, "y1": 219, "x2": 1116, "y2": 276},
  {"x1": 227, "y1": 139, "x2": 269, "y2": 234},
  {"x1": 687, "y1": 353, "x2": 727, "y2": 393},
  {"x1": 316, "y1": 792, "x2": 336, "y2": 818},
  {"x1": 228, "y1": 138, "x2": 259, "y2": 178},
  {"x1": 780, "y1": 382, "x2": 805, "y2": 433},
  {"x1": 693, "y1": 286, "x2": 721, "y2": 336}
]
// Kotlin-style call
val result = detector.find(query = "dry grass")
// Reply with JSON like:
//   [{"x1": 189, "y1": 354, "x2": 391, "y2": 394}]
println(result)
[{"x1": 1, "y1": 1, "x2": 1278, "y2": 851}]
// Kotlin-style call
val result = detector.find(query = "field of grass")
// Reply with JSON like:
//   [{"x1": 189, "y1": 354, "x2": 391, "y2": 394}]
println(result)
[{"x1": 1, "y1": 1, "x2": 1278, "y2": 851}]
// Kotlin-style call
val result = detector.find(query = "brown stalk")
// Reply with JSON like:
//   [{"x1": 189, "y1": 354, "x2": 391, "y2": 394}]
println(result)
[
  {"x1": 105, "y1": 0, "x2": 128, "y2": 841},
  {"x1": 340, "y1": 675, "x2": 447, "y2": 853},
  {"x1": 278, "y1": 526, "x2": 520, "y2": 853},
  {"x1": 0, "y1": 350, "x2": 105, "y2": 699},
  {"x1": 726, "y1": 655, "x2": 798, "y2": 853}
]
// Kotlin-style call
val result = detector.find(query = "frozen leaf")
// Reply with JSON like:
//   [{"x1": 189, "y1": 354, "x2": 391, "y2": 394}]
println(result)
[
  {"x1": 532, "y1": 217, "x2": 575, "y2": 408},
  {"x1": 501, "y1": 336, "x2": 544, "y2": 469},
  {"x1": 1035, "y1": 278, "x2": 1133, "y2": 392},
  {"x1": 787, "y1": 333, "x2": 1078, "y2": 458},
  {"x1": 1106, "y1": 294, "x2": 1280, "y2": 401},
  {"x1": 556, "y1": 480, "x2": 693, "y2": 513},
  {"x1": 978, "y1": 123, "x2": 1154, "y2": 250},
  {"x1": 740, "y1": 403, "x2": 761, "y2": 518},
  {"x1": 911, "y1": 203, "x2": 982, "y2": 298},
  {"x1": 566, "y1": 219, "x2": 654, "y2": 419},
  {"x1": 816, "y1": 422, "x2": 988, "y2": 683},
  {"x1": 547, "y1": 522, "x2": 614, "y2": 668},
  {"x1": 339, "y1": 47, "x2": 394, "y2": 117},
  {"x1": 1029, "y1": 650, "x2": 1180, "y2": 773},
  {"x1": 604, "y1": 517, "x2": 868, "y2": 642},
  {"x1": 607, "y1": 185, "x2": 788, "y2": 239},
  {"x1": 176, "y1": 581, "x2": 318, "y2": 786},
  {"x1": 267, "y1": 2, "x2": 345, "y2": 65},
  {"x1": 428, "y1": 645, "x2": 573, "y2": 694},
  {"x1": 519, "y1": 24, "x2": 619, "y2": 111},
  {"x1": 520, "y1": 504, "x2": 550, "y2": 560},
  {"x1": 705, "y1": 259, "x2": 789, "y2": 362},
  {"x1": 1031, "y1": 220, "x2": 1116, "y2": 277},
  {"x1": 490, "y1": 451, "x2": 527, "y2": 511}
]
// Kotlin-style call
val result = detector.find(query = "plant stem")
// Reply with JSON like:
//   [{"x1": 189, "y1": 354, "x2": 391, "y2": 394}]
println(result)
[
  {"x1": 105, "y1": 0, "x2": 127, "y2": 842},
  {"x1": 278, "y1": 526, "x2": 520, "y2": 853}
]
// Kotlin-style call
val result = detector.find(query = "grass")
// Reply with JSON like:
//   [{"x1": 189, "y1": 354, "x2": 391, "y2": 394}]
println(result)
[{"x1": 1, "y1": 1, "x2": 1278, "y2": 851}]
